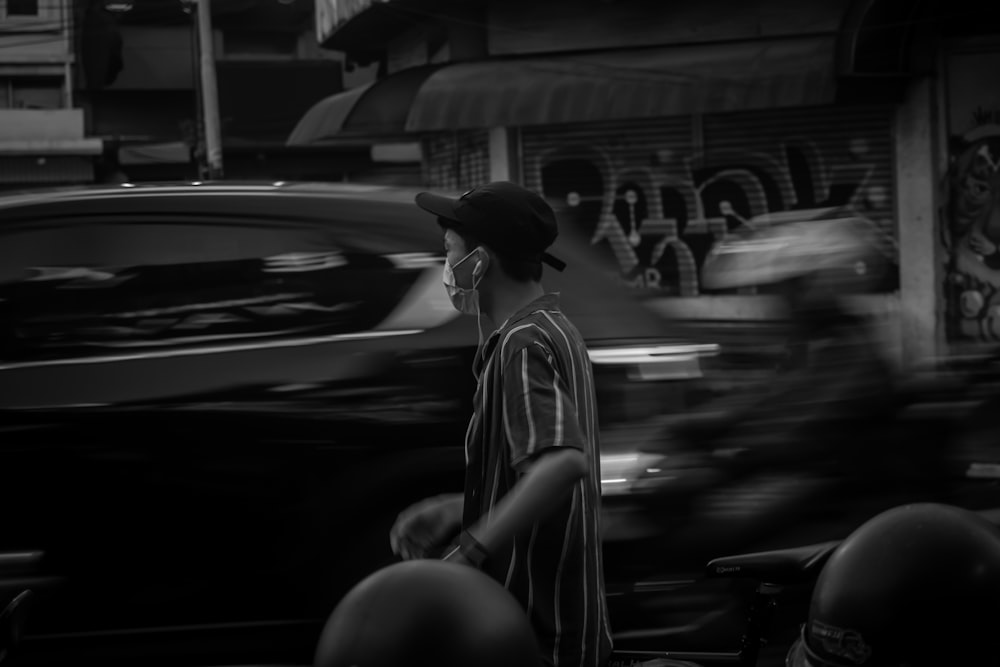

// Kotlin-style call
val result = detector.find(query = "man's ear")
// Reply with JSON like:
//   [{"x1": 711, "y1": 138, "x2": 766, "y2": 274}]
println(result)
[{"x1": 472, "y1": 247, "x2": 491, "y2": 280}]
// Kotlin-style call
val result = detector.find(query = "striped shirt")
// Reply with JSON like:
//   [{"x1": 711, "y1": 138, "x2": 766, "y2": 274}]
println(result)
[{"x1": 463, "y1": 293, "x2": 613, "y2": 667}]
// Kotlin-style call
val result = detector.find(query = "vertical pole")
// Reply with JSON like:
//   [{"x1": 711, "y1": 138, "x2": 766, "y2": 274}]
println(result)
[
  {"x1": 195, "y1": 0, "x2": 224, "y2": 179},
  {"x1": 896, "y1": 74, "x2": 942, "y2": 369},
  {"x1": 489, "y1": 127, "x2": 522, "y2": 185},
  {"x1": 488, "y1": 127, "x2": 511, "y2": 182},
  {"x1": 190, "y1": 2, "x2": 206, "y2": 179}
]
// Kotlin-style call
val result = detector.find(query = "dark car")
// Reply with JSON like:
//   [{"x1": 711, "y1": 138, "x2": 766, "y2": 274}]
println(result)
[{"x1": 0, "y1": 181, "x2": 720, "y2": 666}]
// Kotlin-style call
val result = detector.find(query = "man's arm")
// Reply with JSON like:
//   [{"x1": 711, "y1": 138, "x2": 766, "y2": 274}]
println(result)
[
  {"x1": 445, "y1": 448, "x2": 587, "y2": 564},
  {"x1": 446, "y1": 340, "x2": 590, "y2": 565},
  {"x1": 391, "y1": 492, "x2": 464, "y2": 560}
]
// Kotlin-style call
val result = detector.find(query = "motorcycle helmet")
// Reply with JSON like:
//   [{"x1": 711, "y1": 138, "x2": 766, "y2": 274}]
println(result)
[
  {"x1": 786, "y1": 503, "x2": 1000, "y2": 667},
  {"x1": 314, "y1": 560, "x2": 542, "y2": 667}
]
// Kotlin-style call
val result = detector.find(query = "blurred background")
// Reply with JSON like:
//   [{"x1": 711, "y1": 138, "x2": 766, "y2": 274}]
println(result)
[{"x1": 3, "y1": 0, "x2": 1000, "y2": 665}]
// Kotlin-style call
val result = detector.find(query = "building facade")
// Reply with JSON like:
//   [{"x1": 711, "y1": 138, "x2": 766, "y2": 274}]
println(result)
[
  {"x1": 80, "y1": 0, "x2": 361, "y2": 181},
  {"x1": 0, "y1": 0, "x2": 376, "y2": 184},
  {"x1": 302, "y1": 0, "x2": 1000, "y2": 367},
  {"x1": 0, "y1": 0, "x2": 103, "y2": 188}
]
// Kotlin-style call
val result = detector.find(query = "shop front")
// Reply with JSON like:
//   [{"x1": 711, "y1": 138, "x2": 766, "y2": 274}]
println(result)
[
  {"x1": 307, "y1": 0, "x2": 1000, "y2": 366},
  {"x1": 407, "y1": 34, "x2": 903, "y2": 361}
]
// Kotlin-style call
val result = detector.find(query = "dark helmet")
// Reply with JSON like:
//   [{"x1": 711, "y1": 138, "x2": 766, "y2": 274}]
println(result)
[
  {"x1": 786, "y1": 503, "x2": 1000, "y2": 667},
  {"x1": 314, "y1": 560, "x2": 542, "y2": 667}
]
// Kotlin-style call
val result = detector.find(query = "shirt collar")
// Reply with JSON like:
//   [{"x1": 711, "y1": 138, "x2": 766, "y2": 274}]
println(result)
[
  {"x1": 474, "y1": 293, "x2": 561, "y2": 379},
  {"x1": 498, "y1": 292, "x2": 561, "y2": 332}
]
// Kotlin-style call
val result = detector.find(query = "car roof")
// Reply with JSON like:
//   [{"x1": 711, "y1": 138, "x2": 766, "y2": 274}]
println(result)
[
  {"x1": 0, "y1": 181, "x2": 448, "y2": 221},
  {"x1": 0, "y1": 180, "x2": 434, "y2": 206},
  {"x1": 0, "y1": 181, "x2": 456, "y2": 258}
]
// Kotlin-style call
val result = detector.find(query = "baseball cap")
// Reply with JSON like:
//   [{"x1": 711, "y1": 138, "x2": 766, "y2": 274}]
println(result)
[{"x1": 415, "y1": 181, "x2": 567, "y2": 271}]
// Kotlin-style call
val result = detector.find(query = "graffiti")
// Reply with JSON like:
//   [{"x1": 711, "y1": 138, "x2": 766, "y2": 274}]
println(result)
[
  {"x1": 942, "y1": 128, "x2": 1000, "y2": 342},
  {"x1": 942, "y1": 49, "x2": 1000, "y2": 343},
  {"x1": 528, "y1": 128, "x2": 896, "y2": 296}
]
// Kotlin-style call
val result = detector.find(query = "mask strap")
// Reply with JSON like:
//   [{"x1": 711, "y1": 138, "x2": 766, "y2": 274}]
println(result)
[
  {"x1": 470, "y1": 250, "x2": 487, "y2": 360},
  {"x1": 471, "y1": 249, "x2": 488, "y2": 287},
  {"x1": 476, "y1": 308, "x2": 486, "y2": 361}
]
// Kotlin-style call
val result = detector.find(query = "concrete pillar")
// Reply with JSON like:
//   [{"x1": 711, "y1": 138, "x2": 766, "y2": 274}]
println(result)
[
  {"x1": 488, "y1": 126, "x2": 520, "y2": 183},
  {"x1": 895, "y1": 74, "x2": 944, "y2": 369}
]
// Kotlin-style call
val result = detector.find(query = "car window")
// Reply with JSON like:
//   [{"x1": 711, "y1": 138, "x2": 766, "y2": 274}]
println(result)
[{"x1": 0, "y1": 217, "x2": 427, "y2": 361}]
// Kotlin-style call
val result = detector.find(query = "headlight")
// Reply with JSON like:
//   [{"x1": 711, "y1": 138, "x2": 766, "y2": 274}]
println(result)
[{"x1": 599, "y1": 452, "x2": 667, "y2": 497}]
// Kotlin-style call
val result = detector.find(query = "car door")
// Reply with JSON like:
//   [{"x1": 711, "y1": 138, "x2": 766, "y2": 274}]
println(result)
[{"x1": 0, "y1": 208, "x2": 470, "y2": 666}]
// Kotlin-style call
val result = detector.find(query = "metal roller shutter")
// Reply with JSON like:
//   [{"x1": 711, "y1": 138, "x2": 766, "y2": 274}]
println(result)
[
  {"x1": 520, "y1": 105, "x2": 896, "y2": 296},
  {"x1": 421, "y1": 130, "x2": 490, "y2": 191},
  {"x1": 701, "y1": 105, "x2": 897, "y2": 257}
]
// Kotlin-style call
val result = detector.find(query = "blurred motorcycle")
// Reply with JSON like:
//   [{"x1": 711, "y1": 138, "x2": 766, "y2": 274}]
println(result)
[{"x1": 603, "y1": 217, "x2": 960, "y2": 573}]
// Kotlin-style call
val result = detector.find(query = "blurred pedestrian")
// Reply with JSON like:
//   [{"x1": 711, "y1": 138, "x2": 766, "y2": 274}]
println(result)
[{"x1": 390, "y1": 182, "x2": 613, "y2": 667}]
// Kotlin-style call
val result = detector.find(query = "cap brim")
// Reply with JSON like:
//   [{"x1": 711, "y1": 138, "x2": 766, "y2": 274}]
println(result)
[
  {"x1": 415, "y1": 192, "x2": 463, "y2": 225},
  {"x1": 542, "y1": 252, "x2": 566, "y2": 272}
]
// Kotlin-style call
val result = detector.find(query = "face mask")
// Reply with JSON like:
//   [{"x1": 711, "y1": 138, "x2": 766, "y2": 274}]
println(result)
[{"x1": 443, "y1": 248, "x2": 484, "y2": 315}]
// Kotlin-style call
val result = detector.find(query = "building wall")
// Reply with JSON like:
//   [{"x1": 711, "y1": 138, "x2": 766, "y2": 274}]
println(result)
[
  {"x1": 0, "y1": 0, "x2": 73, "y2": 63},
  {"x1": 384, "y1": 4, "x2": 486, "y2": 75},
  {"x1": 486, "y1": 0, "x2": 850, "y2": 57},
  {"x1": 84, "y1": 23, "x2": 199, "y2": 166},
  {"x1": 0, "y1": 0, "x2": 97, "y2": 185},
  {"x1": 86, "y1": 14, "x2": 347, "y2": 181},
  {"x1": 107, "y1": 25, "x2": 196, "y2": 91}
]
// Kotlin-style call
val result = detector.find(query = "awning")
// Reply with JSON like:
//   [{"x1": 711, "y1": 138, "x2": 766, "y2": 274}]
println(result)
[
  {"x1": 287, "y1": 65, "x2": 439, "y2": 146},
  {"x1": 406, "y1": 36, "x2": 838, "y2": 131}
]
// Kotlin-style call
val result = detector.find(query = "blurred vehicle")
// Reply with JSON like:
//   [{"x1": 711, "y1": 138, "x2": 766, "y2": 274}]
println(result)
[
  {"x1": 598, "y1": 218, "x2": 1000, "y2": 656},
  {"x1": 0, "y1": 181, "x2": 718, "y2": 667}
]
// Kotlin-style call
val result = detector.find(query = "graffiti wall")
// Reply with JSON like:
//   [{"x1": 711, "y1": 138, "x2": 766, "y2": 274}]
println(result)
[
  {"x1": 521, "y1": 108, "x2": 899, "y2": 296},
  {"x1": 942, "y1": 50, "x2": 1000, "y2": 343}
]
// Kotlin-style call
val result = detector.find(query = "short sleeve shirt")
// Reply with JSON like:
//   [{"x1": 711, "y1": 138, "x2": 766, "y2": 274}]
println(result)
[{"x1": 463, "y1": 293, "x2": 613, "y2": 667}]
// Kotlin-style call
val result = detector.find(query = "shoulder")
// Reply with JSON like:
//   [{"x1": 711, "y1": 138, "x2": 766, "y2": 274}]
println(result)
[
  {"x1": 497, "y1": 322, "x2": 555, "y2": 371},
  {"x1": 495, "y1": 303, "x2": 586, "y2": 370}
]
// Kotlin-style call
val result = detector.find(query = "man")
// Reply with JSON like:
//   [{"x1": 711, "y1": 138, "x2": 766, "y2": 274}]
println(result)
[{"x1": 390, "y1": 182, "x2": 613, "y2": 667}]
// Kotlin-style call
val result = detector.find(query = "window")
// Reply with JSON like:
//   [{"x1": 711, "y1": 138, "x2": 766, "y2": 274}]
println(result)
[
  {"x1": 0, "y1": 218, "x2": 423, "y2": 361},
  {"x1": 5, "y1": 0, "x2": 39, "y2": 16},
  {"x1": 0, "y1": 78, "x2": 64, "y2": 110},
  {"x1": 223, "y1": 31, "x2": 299, "y2": 58}
]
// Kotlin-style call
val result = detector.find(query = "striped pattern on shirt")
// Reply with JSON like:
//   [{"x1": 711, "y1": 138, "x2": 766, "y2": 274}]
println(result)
[{"x1": 463, "y1": 293, "x2": 613, "y2": 667}]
